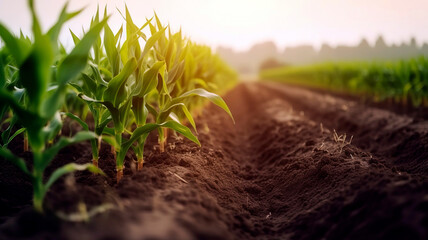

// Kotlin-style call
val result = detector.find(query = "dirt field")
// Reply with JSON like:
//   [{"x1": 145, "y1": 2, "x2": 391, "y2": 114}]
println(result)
[{"x1": 0, "y1": 82, "x2": 427, "y2": 240}]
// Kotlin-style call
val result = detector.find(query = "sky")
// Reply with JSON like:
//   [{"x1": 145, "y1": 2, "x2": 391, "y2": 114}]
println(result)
[{"x1": 0, "y1": 0, "x2": 427, "y2": 51}]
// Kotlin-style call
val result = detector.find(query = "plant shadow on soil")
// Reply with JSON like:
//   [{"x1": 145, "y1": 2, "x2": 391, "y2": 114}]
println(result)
[{"x1": 0, "y1": 82, "x2": 427, "y2": 240}]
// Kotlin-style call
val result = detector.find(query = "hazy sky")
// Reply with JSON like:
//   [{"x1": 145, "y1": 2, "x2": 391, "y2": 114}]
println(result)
[{"x1": 1, "y1": 0, "x2": 427, "y2": 51}]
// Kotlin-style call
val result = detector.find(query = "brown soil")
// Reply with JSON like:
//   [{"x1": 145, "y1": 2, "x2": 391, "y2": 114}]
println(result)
[{"x1": 0, "y1": 82, "x2": 427, "y2": 240}]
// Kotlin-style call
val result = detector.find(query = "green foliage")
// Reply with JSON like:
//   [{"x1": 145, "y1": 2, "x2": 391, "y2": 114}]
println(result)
[
  {"x1": 260, "y1": 57, "x2": 428, "y2": 106},
  {"x1": 0, "y1": 0, "x2": 106, "y2": 212},
  {"x1": 0, "y1": 0, "x2": 237, "y2": 212},
  {"x1": 72, "y1": 7, "x2": 235, "y2": 182}
]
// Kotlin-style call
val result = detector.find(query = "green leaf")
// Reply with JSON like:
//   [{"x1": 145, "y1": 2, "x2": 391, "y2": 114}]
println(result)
[
  {"x1": 44, "y1": 163, "x2": 104, "y2": 192},
  {"x1": 57, "y1": 17, "x2": 109, "y2": 86},
  {"x1": 167, "y1": 60, "x2": 185, "y2": 89},
  {"x1": 64, "y1": 112, "x2": 89, "y2": 131},
  {"x1": 19, "y1": 33, "x2": 53, "y2": 114},
  {"x1": 132, "y1": 96, "x2": 148, "y2": 126},
  {"x1": 47, "y1": 3, "x2": 83, "y2": 44},
  {"x1": 0, "y1": 23, "x2": 30, "y2": 65},
  {"x1": 191, "y1": 78, "x2": 209, "y2": 89},
  {"x1": 103, "y1": 57, "x2": 137, "y2": 107},
  {"x1": 156, "y1": 62, "x2": 169, "y2": 97},
  {"x1": 81, "y1": 73, "x2": 97, "y2": 96},
  {"x1": 139, "y1": 61, "x2": 165, "y2": 97},
  {"x1": 41, "y1": 131, "x2": 96, "y2": 171},
  {"x1": 162, "y1": 121, "x2": 200, "y2": 146},
  {"x1": 118, "y1": 123, "x2": 160, "y2": 165},
  {"x1": 146, "y1": 103, "x2": 158, "y2": 119},
  {"x1": 102, "y1": 127, "x2": 115, "y2": 136},
  {"x1": 43, "y1": 18, "x2": 109, "y2": 119},
  {"x1": 69, "y1": 82, "x2": 85, "y2": 95},
  {"x1": 1, "y1": 115, "x2": 17, "y2": 146},
  {"x1": 78, "y1": 94, "x2": 122, "y2": 133},
  {"x1": 28, "y1": 0, "x2": 43, "y2": 40},
  {"x1": 104, "y1": 23, "x2": 120, "y2": 76},
  {"x1": 177, "y1": 104, "x2": 197, "y2": 133},
  {"x1": 42, "y1": 112, "x2": 63, "y2": 142},
  {"x1": 4, "y1": 128, "x2": 25, "y2": 147},
  {"x1": 69, "y1": 29, "x2": 80, "y2": 44},
  {"x1": 0, "y1": 89, "x2": 43, "y2": 130},
  {"x1": 117, "y1": 121, "x2": 199, "y2": 166},
  {"x1": 0, "y1": 52, "x2": 5, "y2": 89},
  {"x1": 172, "y1": 88, "x2": 234, "y2": 123},
  {"x1": 114, "y1": 25, "x2": 123, "y2": 43},
  {"x1": 118, "y1": 98, "x2": 132, "y2": 131},
  {"x1": 158, "y1": 103, "x2": 196, "y2": 133},
  {"x1": 140, "y1": 27, "x2": 166, "y2": 62},
  {"x1": 89, "y1": 64, "x2": 108, "y2": 86},
  {"x1": 95, "y1": 111, "x2": 112, "y2": 135},
  {"x1": 101, "y1": 134, "x2": 117, "y2": 149},
  {"x1": 0, "y1": 147, "x2": 30, "y2": 175}
]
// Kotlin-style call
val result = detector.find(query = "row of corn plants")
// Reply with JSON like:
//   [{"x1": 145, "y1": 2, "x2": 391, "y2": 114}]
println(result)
[
  {"x1": 260, "y1": 57, "x2": 428, "y2": 106},
  {"x1": 0, "y1": 1, "x2": 236, "y2": 213}
]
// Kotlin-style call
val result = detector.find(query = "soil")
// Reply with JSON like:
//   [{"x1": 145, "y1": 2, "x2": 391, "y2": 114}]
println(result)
[{"x1": 0, "y1": 82, "x2": 427, "y2": 240}]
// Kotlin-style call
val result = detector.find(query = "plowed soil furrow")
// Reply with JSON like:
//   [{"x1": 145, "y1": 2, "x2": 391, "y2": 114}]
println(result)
[
  {"x1": 260, "y1": 82, "x2": 428, "y2": 176},
  {"x1": 0, "y1": 82, "x2": 427, "y2": 240}
]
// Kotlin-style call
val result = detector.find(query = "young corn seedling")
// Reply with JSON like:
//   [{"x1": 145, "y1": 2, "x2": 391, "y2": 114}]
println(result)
[
  {"x1": 124, "y1": 13, "x2": 204, "y2": 167},
  {"x1": 78, "y1": 8, "x2": 203, "y2": 182},
  {"x1": 0, "y1": 38, "x2": 31, "y2": 152},
  {"x1": 0, "y1": 55, "x2": 25, "y2": 149},
  {"x1": 68, "y1": 8, "x2": 123, "y2": 168},
  {"x1": 144, "y1": 19, "x2": 235, "y2": 152},
  {"x1": 0, "y1": 1, "x2": 106, "y2": 212}
]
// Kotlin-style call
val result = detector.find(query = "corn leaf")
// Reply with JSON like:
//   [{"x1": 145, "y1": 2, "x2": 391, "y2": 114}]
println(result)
[
  {"x1": 171, "y1": 88, "x2": 234, "y2": 123},
  {"x1": 158, "y1": 103, "x2": 196, "y2": 132},
  {"x1": 0, "y1": 24, "x2": 30, "y2": 65},
  {"x1": 162, "y1": 121, "x2": 200, "y2": 146},
  {"x1": 140, "y1": 27, "x2": 166, "y2": 62},
  {"x1": 139, "y1": 61, "x2": 165, "y2": 97},
  {"x1": 95, "y1": 111, "x2": 112, "y2": 135},
  {"x1": 19, "y1": 33, "x2": 53, "y2": 114},
  {"x1": 81, "y1": 73, "x2": 97, "y2": 96},
  {"x1": 104, "y1": 23, "x2": 120, "y2": 76},
  {"x1": 42, "y1": 17, "x2": 109, "y2": 119},
  {"x1": 69, "y1": 29, "x2": 80, "y2": 44},
  {"x1": 41, "y1": 131, "x2": 96, "y2": 171},
  {"x1": 132, "y1": 97, "x2": 148, "y2": 126},
  {"x1": 42, "y1": 112, "x2": 63, "y2": 142},
  {"x1": 117, "y1": 123, "x2": 159, "y2": 165},
  {"x1": 57, "y1": 17, "x2": 109, "y2": 86},
  {"x1": 64, "y1": 112, "x2": 89, "y2": 131},
  {"x1": 1, "y1": 115, "x2": 18, "y2": 145},
  {"x1": 103, "y1": 57, "x2": 137, "y2": 107},
  {"x1": 47, "y1": 3, "x2": 83, "y2": 44},
  {"x1": 0, "y1": 147, "x2": 30, "y2": 175},
  {"x1": 0, "y1": 89, "x2": 43, "y2": 130},
  {"x1": 44, "y1": 163, "x2": 104, "y2": 192}
]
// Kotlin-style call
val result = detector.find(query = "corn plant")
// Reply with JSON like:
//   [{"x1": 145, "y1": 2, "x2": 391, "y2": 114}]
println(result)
[
  {"x1": 0, "y1": 51, "x2": 24, "y2": 148},
  {"x1": 63, "y1": 5, "x2": 237, "y2": 183},
  {"x1": 145, "y1": 19, "x2": 235, "y2": 152},
  {"x1": 0, "y1": 1, "x2": 106, "y2": 212},
  {"x1": 0, "y1": 35, "x2": 32, "y2": 152},
  {"x1": 75, "y1": 8, "x2": 198, "y2": 182},
  {"x1": 68, "y1": 9, "x2": 115, "y2": 168}
]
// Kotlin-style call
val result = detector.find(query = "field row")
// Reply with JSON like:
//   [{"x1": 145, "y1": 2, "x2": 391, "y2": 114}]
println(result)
[
  {"x1": 0, "y1": 1, "x2": 236, "y2": 212},
  {"x1": 261, "y1": 57, "x2": 428, "y2": 106}
]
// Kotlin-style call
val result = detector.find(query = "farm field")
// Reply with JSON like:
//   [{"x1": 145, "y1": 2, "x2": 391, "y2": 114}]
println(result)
[
  {"x1": 1, "y1": 82, "x2": 427, "y2": 239},
  {"x1": 1, "y1": 1, "x2": 428, "y2": 239},
  {"x1": 260, "y1": 58, "x2": 428, "y2": 107}
]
